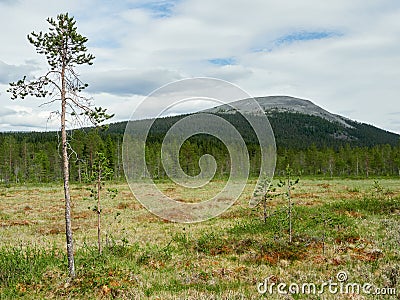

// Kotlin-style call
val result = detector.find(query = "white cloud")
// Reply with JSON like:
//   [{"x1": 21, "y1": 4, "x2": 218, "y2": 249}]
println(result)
[
  {"x1": 0, "y1": 0, "x2": 399, "y2": 133},
  {"x1": 85, "y1": 68, "x2": 184, "y2": 96},
  {"x1": 0, "y1": 104, "x2": 59, "y2": 131},
  {"x1": 0, "y1": 0, "x2": 18, "y2": 5},
  {"x1": 0, "y1": 60, "x2": 39, "y2": 84}
]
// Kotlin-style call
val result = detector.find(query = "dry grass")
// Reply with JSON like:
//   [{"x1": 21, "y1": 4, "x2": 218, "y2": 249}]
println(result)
[{"x1": 0, "y1": 178, "x2": 399, "y2": 299}]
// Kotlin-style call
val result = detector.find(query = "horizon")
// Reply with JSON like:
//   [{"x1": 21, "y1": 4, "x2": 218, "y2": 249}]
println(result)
[{"x1": 1, "y1": 95, "x2": 399, "y2": 137}]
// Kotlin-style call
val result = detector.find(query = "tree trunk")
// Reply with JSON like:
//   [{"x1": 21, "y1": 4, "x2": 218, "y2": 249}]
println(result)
[
  {"x1": 117, "y1": 138, "x2": 120, "y2": 179},
  {"x1": 288, "y1": 176, "x2": 292, "y2": 244},
  {"x1": 61, "y1": 65, "x2": 75, "y2": 278},
  {"x1": 322, "y1": 218, "x2": 326, "y2": 256},
  {"x1": 356, "y1": 157, "x2": 359, "y2": 177},
  {"x1": 263, "y1": 195, "x2": 267, "y2": 224},
  {"x1": 97, "y1": 169, "x2": 102, "y2": 254},
  {"x1": 78, "y1": 162, "x2": 82, "y2": 184},
  {"x1": 24, "y1": 142, "x2": 27, "y2": 181}
]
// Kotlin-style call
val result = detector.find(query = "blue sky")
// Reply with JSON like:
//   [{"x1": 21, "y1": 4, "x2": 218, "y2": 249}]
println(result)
[
  {"x1": 134, "y1": 0, "x2": 181, "y2": 18},
  {"x1": 275, "y1": 31, "x2": 342, "y2": 46},
  {"x1": 208, "y1": 57, "x2": 237, "y2": 66},
  {"x1": 252, "y1": 30, "x2": 343, "y2": 53},
  {"x1": 0, "y1": 0, "x2": 399, "y2": 133}
]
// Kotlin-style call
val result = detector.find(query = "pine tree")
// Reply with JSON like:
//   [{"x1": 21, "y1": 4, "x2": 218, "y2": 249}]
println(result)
[
  {"x1": 7, "y1": 13, "x2": 113, "y2": 278},
  {"x1": 86, "y1": 151, "x2": 116, "y2": 254}
]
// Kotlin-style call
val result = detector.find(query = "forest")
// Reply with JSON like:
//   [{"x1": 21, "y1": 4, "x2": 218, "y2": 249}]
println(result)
[{"x1": 1, "y1": 112, "x2": 399, "y2": 184}]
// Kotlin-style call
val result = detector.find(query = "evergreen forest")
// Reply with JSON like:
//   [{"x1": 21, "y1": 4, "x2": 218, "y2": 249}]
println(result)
[{"x1": 1, "y1": 112, "x2": 400, "y2": 184}]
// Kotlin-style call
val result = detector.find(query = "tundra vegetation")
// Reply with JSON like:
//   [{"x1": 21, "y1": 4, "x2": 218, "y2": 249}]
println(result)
[{"x1": 0, "y1": 179, "x2": 399, "y2": 299}]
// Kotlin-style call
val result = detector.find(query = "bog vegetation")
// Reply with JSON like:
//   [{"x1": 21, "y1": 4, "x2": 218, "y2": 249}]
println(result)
[{"x1": 0, "y1": 179, "x2": 399, "y2": 299}]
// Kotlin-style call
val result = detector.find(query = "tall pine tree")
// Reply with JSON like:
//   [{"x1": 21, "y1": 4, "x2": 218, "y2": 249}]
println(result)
[{"x1": 8, "y1": 13, "x2": 113, "y2": 278}]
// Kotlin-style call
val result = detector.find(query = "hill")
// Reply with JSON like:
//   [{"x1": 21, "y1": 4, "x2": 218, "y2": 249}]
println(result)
[
  {"x1": 1, "y1": 96, "x2": 399, "y2": 183},
  {"x1": 110, "y1": 96, "x2": 399, "y2": 149}
]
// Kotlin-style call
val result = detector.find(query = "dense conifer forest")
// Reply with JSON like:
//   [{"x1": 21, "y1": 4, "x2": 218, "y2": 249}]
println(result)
[{"x1": 1, "y1": 112, "x2": 399, "y2": 183}]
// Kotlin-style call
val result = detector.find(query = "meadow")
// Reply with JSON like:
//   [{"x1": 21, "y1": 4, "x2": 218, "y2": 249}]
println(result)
[{"x1": 0, "y1": 178, "x2": 399, "y2": 299}]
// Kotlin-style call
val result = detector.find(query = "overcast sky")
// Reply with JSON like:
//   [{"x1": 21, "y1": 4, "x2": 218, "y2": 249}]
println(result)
[{"x1": 0, "y1": 0, "x2": 399, "y2": 133}]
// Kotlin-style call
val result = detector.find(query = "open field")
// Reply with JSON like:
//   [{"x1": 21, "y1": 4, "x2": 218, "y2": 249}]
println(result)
[{"x1": 0, "y1": 178, "x2": 399, "y2": 299}]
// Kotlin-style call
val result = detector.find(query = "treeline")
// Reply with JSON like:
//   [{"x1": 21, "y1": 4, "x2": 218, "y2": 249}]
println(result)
[
  {"x1": 0, "y1": 130, "x2": 123, "y2": 184},
  {"x1": 1, "y1": 129, "x2": 400, "y2": 184},
  {"x1": 277, "y1": 144, "x2": 400, "y2": 177}
]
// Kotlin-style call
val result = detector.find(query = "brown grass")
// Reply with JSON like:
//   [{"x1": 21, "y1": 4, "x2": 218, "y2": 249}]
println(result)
[{"x1": 0, "y1": 179, "x2": 399, "y2": 299}]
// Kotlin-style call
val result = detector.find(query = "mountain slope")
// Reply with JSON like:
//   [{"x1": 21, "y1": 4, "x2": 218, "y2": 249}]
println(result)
[
  {"x1": 112, "y1": 96, "x2": 399, "y2": 149},
  {"x1": 205, "y1": 96, "x2": 352, "y2": 128}
]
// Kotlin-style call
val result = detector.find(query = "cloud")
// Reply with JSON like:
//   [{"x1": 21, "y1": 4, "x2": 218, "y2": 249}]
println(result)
[
  {"x1": 85, "y1": 68, "x2": 184, "y2": 96},
  {"x1": 0, "y1": 60, "x2": 39, "y2": 84},
  {"x1": 387, "y1": 120, "x2": 400, "y2": 135},
  {"x1": 205, "y1": 65, "x2": 253, "y2": 82},
  {"x1": 1, "y1": 0, "x2": 400, "y2": 134},
  {"x1": 0, "y1": 104, "x2": 59, "y2": 131},
  {"x1": 337, "y1": 109, "x2": 356, "y2": 116},
  {"x1": 0, "y1": 105, "x2": 14, "y2": 117},
  {"x1": 0, "y1": 0, "x2": 18, "y2": 5}
]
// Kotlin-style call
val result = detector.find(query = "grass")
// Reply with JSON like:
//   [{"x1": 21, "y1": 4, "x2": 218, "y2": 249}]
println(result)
[{"x1": 0, "y1": 178, "x2": 399, "y2": 299}]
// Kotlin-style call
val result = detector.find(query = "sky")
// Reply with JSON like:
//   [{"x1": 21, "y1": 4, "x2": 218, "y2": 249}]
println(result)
[{"x1": 0, "y1": 0, "x2": 399, "y2": 133}]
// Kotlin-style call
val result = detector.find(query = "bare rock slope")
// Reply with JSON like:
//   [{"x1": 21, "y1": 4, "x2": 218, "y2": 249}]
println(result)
[{"x1": 205, "y1": 96, "x2": 352, "y2": 128}]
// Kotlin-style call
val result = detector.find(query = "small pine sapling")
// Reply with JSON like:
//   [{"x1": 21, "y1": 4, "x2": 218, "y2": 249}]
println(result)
[
  {"x1": 311, "y1": 213, "x2": 333, "y2": 256},
  {"x1": 86, "y1": 151, "x2": 118, "y2": 254},
  {"x1": 321, "y1": 213, "x2": 333, "y2": 256},
  {"x1": 372, "y1": 180, "x2": 384, "y2": 199},
  {"x1": 251, "y1": 176, "x2": 279, "y2": 223},
  {"x1": 277, "y1": 165, "x2": 299, "y2": 244}
]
